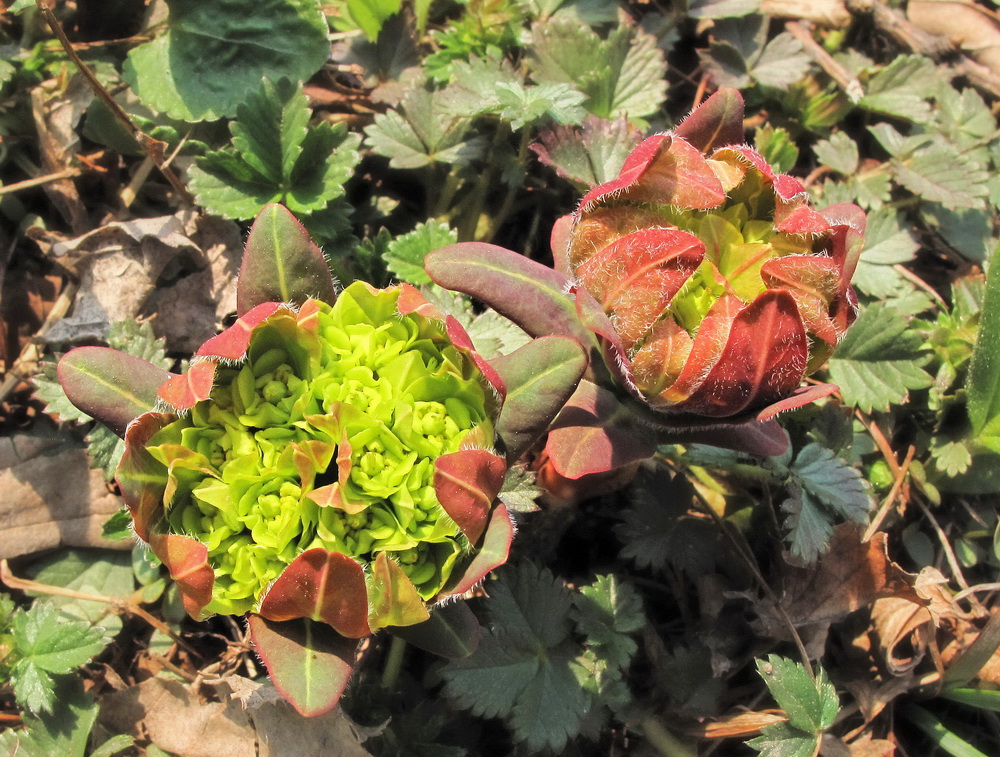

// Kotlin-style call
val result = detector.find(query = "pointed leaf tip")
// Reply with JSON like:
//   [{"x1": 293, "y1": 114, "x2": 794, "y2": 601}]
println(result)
[
  {"x1": 57, "y1": 347, "x2": 174, "y2": 436},
  {"x1": 674, "y1": 88, "x2": 746, "y2": 154},
  {"x1": 238, "y1": 204, "x2": 337, "y2": 314}
]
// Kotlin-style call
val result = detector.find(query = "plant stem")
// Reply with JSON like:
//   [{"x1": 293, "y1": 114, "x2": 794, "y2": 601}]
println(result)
[
  {"x1": 641, "y1": 717, "x2": 697, "y2": 757},
  {"x1": 381, "y1": 634, "x2": 408, "y2": 690}
]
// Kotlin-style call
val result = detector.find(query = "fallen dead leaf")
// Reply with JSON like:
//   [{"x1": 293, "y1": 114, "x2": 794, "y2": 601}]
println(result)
[
  {"x1": 97, "y1": 676, "x2": 372, "y2": 757},
  {"x1": 909, "y1": 0, "x2": 1000, "y2": 76},
  {"x1": 0, "y1": 425, "x2": 124, "y2": 560},
  {"x1": 44, "y1": 211, "x2": 240, "y2": 351}
]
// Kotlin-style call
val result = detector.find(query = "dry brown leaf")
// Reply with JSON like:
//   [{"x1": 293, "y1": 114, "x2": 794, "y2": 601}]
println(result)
[
  {"x1": 909, "y1": 0, "x2": 1000, "y2": 76},
  {"x1": 760, "y1": 0, "x2": 850, "y2": 27},
  {"x1": 98, "y1": 676, "x2": 372, "y2": 757},
  {"x1": 844, "y1": 733, "x2": 896, "y2": 757},
  {"x1": 0, "y1": 427, "x2": 124, "y2": 560},
  {"x1": 871, "y1": 567, "x2": 962, "y2": 676},
  {"x1": 696, "y1": 710, "x2": 787, "y2": 739},
  {"x1": 45, "y1": 211, "x2": 240, "y2": 351},
  {"x1": 844, "y1": 673, "x2": 917, "y2": 724}
]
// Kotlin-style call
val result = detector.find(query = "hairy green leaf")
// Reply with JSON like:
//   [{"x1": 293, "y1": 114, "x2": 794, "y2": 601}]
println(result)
[
  {"x1": 572, "y1": 575, "x2": 644, "y2": 670},
  {"x1": 968, "y1": 243, "x2": 1000, "y2": 445},
  {"x1": 813, "y1": 131, "x2": 858, "y2": 175},
  {"x1": 859, "y1": 55, "x2": 937, "y2": 121},
  {"x1": 0, "y1": 680, "x2": 99, "y2": 757},
  {"x1": 757, "y1": 655, "x2": 838, "y2": 733},
  {"x1": 827, "y1": 303, "x2": 934, "y2": 413},
  {"x1": 123, "y1": 0, "x2": 329, "y2": 121},
  {"x1": 891, "y1": 142, "x2": 990, "y2": 209},
  {"x1": 531, "y1": 116, "x2": 643, "y2": 188},
  {"x1": 497, "y1": 465, "x2": 543, "y2": 513},
  {"x1": 747, "y1": 722, "x2": 820, "y2": 757}
]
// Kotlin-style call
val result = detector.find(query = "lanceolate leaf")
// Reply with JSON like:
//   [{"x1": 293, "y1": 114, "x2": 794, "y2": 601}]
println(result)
[
  {"x1": 238, "y1": 204, "x2": 338, "y2": 313},
  {"x1": 426, "y1": 243, "x2": 601, "y2": 353},
  {"x1": 491, "y1": 336, "x2": 588, "y2": 462},
  {"x1": 249, "y1": 616, "x2": 357, "y2": 718},
  {"x1": 57, "y1": 348, "x2": 173, "y2": 437},
  {"x1": 968, "y1": 244, "x2": 1000, "y2": 447},
  {"x1": 442, "y1": 505, "x2": 515, "y2": 598}
]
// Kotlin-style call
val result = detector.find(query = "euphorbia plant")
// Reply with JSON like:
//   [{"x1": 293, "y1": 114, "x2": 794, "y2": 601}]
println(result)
[
  {"x1": 57, "y1": 204, "x2": 586, "y2": 716},
  {"x1": 428, "y1": 88, "x2": 865, "y2": 482}
]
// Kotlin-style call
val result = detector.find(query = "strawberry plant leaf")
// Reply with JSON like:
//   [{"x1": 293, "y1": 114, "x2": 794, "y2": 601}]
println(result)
[
  {"x1": 931, "y1": 439, "x2": 973, "y2": 477},
  {"x1": 365, "y1": 86, "x2": 486, "y2": 169},
  {"x1": 859, "y1": 55, "x2": 938, "y2": 121},
  {"x1": 890, "y1": 142, "x2": 990, "y2": 209},
  {"x1": 827, "y1": 303, "x2": 934, "y2": 413},
  {"x1": 122, "y1": 0, "x2": 329, "y2": 121},
  {"x1": 0, "y1": 679, "x2": 100, "y2": 757},
  {"x1": 747, "y1": 722, "x2": 821, "y2": 757},
  {"x1": 851, "y1": 208, "x2": 919, "y2": 297},
  {"x1": 188, "y1": 79, "x2": 361, "y2": 221},
  {"x1": 572, "y1": 575, "x2": 644, "y2": 670},
  {"x1": 527, "y1": 19, "x2": 666, "y2": 122},
  {"x1": 755, "y1": 655, "x2": 838, "y2": 734},
  {"x1": 498, "y1": 465, "x2": 543, "y2": 513},
  {"x1": 384, "y1": 220, "x2": 457, "y2": 285},
  {"x1": 531, "y1": 116, "x2": 643, "y2": 187},
  {"x1": 813, "y1": 131, "x2": 858, "y2": 175},
  {"x1": 441, "y1": 563, "x2": 589, "y2": 751}
]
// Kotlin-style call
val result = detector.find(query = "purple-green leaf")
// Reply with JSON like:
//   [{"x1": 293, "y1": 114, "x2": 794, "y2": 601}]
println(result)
[
  {"x1": 425, "y1": 243, "x2": 599, "y2": 350},
  {"x1": 441, "y1": 505, "x2": 515, "y2": 598},
  {"x1": 237, "y1": 203, "x2": 337, "y2": 314},
  {"x1": 388, "y1": 602, "x2": 481, "y2": 659},
  {"x1": 249, "y1": 616, "x2": 357, "y2": 717},
  {"x1": 672, "y1": 87, "x2": 745, "y2": 153},
  {"x1": 57, "y1": 347, "x2": 174, "y2": 437},
  {"x1": 491, "y1": 336, "x2": 588, "y2": 462}
]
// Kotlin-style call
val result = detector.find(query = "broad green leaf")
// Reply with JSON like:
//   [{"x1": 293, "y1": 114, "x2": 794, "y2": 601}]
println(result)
[
  {"x1": 827, "y1": 303, "x2": 934, "y2": 413},
  {"x1": 572, "y1": 575, "x2": 644, "y2": 670},
  {"x1": 122, "y1": 0, "x2": 329, "y2": 121},
  {"x1": 851, "y1": 208, "x2": 919, "y2": 297},
  {"x1": 249, "y1": 616, "x2": 357, "y2": 717},
  {"x1": 24, "y1": 549, "x2": 136, "y2": 634},
  {"x1": 781, "y1": 488, "x2": 835, "y2": 565},
  {"x1": 921, "y1": 203, "x2": 995, "y2": 263},
  {"x1": 700, "y1": 18, "x2": 809, "y2": 90},
  {"x1": 527, "y1": 19, "x2": 666, "y2": 122},
  {"x1": 384, "y1": 220, "x2": 457, "y2": 285},
  {"x1": 859, "y1": 55, "x2": 937, "y2": 121},
  {"x1": 932, "y1": 85, "x2": 998, "y2": 149},
  {"x1": 750, "y1": 32, "x2": 811, "y2": 89},
  {"x1": 0, "y1": 680, "x2": 98, "y2": 757},
  {"x1": 346, "y1": 0, "x2": 402, "y2": 40},
  {"x1": 10, "y1": 660, "x2": 56, "y2": 714},
  {"x1": 389, "y1": 602, "x2": 481, "y2": 659},
  {"x1": 465, "y1": 309, "x2": 532, "y2": 359},
  {"x1": 967, "y1": 243, "x2": 1000, "y2": 440},
  {"x1": 813, "y1": 131, "x2": 859, "y2": 175},
  {"x1": 756, "y1": 655, "x2": 838, "y2": 733},
  {"x1": 441, "y1": 563, "x2": 589, "y2": 751},
  {"x1": 365, "y1": 86, "x2": 485, "y2": 169}
]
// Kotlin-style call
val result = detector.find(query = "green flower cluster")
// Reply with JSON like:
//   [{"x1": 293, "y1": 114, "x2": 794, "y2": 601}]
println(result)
[{"x1": 145, "y1": 283, "x2": 493, "y2": 616}]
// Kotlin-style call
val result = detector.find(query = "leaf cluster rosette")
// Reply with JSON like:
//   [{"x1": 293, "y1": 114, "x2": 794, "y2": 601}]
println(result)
[
  {"x1": 57, "y1": 205, "x2": 586, "y2": 716},
  {"x1": 427, "y1": 89, "x2": 866, "y2": 482}
]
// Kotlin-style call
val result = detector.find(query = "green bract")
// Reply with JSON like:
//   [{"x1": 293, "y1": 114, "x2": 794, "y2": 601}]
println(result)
[{"x1": 145, "y1": 283, "x2": 494, "y2": 615}]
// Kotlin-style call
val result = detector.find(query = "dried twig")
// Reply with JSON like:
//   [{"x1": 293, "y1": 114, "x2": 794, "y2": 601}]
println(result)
[
  {"x1": 34, "y1": 0, "x2": 195, "y2": 205},
  {"x1": 0, "y1": 167, "x2": 82, "y2": 196},
  {"x1": 863, "y1": 444, "x2": 915, "y2": 542},
  {"x1": 785, "y1": 21, "x2": 863, "y2": 102}
]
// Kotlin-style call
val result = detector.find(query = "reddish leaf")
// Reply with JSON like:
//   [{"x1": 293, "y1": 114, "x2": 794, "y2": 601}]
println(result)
[
  {"x1": 396, "y1": 282, "x2": 442, "y2": 319},
  {"x1": 545, "y1": 379, "x2": 658, "y2": 478},
  {"x1": 444, "y1": 315, "x2": 506, "y2": 402},
  {"x1": 491, "y1": 336, "x2": 588, "y2": 462},
  {"x1": 757, "y1": 384, "x2": 839, "y2": 421},
  {"x1": 678, "y1": 290, "x2": 809, "y2": 417},
  {"x1": 117, "y1": 412, "x2": 172, "y2": 541},
  {"x1": 576, "y1": 228, "x2": 705, "y2": 348},
  {"x1": 249, "y1": 616, "x2": 357, "y2": 718},
  {"x1": 762, "y1": 255, "x2": 844, "y2": 345},
  {"x1": 565, "y1": 205, "x2": 670, "y2": 272},
  {"x1": 57, "y1": 348, "x2": 173, "y2": 436},
  {"x1": 441, "y1": 505, "x2": 515, "y2": 598},
  {"x1": 774, "y1": 197, "x2": 832, "y2": 235},
  {"x1": 291, "y1": 439, "x2": 337, "y2": 491},
  {"x1": 367, "y1": 552, "x2": 430, "y2": 631},
  {"x1": 150, "y1": 532, "x2": 214, "y2": 619},
  {"x1": 197, "y1": 302, "x2": 284, "y2": 360},
  {"x1": 238, "y1": 204, "x2": 337, "y2": 315},
  {"x1": 435, "y1": 450, "x2": 507, "y2": 543},
  {"x1": 673, "y1": 88, "x2": 745, "y2": 153},
  {"x1": 389, "y1": 602, "x2": 480, "y2": 659},
  {"x1": 157, "y1": 360, "x2": 217, "y2": 411},
  {"x1": 549, "y1": 213, "x2": 575, "y2": 275},
  {"x1": 581, "y1": 135, "x2": 726, "y2": 211},
  {"x1": 259, "y1": 549, "x2": 371, "y2": 638}
]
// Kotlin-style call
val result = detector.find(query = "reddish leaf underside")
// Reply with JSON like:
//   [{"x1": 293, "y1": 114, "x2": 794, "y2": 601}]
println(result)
[
  {"x1": 117, "y1": 412, "x2": 173, "y2": 541},
  {"x1": 57, "y1": 347, "x2": 174, "y2": 436},
  {"x1": 197, "y1": 302, "x2": 284, "y2": 360},
  {"x1": 367, "y1": 552, "x2": 430, "y2": 631},
  {"x1": 441, "y1": 504, "x2": 515, "y2": 598},
  {"x1": 673, "y1": 88, "x2": 745, "y2": 153},
  {"x1": 259, "y1": 549, "x2": 371, "y2": 638},
  {"x1": 249, "y1": 615, "x2": 357, "y2": 718},
  {"x1": 237, "y1": 203, "x2": 337, "y2": 315},
  {"x1": 435, "y1": 450, "x2": 507, "y2": 543},
  {"x1": 157, "y1": 360, "x2": 217, "y2": 411},
  {"x1": 545, "y1": 379, "x2": 658, "y2": 479},
  {"x1": 150, "y1": 532, "x2": 214, "y2": 619}
]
